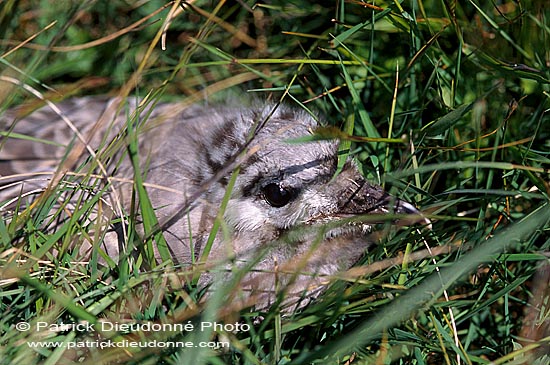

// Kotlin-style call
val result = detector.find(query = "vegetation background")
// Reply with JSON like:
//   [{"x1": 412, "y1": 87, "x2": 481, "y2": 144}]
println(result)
[{"x1": 0, "y1": 0, "x2": 549, "y2": 364}]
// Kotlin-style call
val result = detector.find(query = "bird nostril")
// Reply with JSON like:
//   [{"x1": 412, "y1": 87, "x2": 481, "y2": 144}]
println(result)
[{"x1": 261, "y1": 183, "x2": 295, "y2": 208}]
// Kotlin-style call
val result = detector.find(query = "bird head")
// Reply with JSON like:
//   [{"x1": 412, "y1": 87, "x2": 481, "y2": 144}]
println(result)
[
  {"x1": 220, "y1": 104, "x2": 424, "y2": 247},
  {"x1": 194, "y1": 103, "x2": 428, "y2": 309}
]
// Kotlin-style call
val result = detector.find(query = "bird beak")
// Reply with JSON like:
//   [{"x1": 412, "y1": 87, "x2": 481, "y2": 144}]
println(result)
[{"x1": 330, "y1": 162, "x2": 431, "y2": 228}]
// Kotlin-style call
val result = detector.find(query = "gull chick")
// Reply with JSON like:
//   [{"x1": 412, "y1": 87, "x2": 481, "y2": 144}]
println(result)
[{"x1": 0, "y1": 96, "x2": 427, "y2": 310}]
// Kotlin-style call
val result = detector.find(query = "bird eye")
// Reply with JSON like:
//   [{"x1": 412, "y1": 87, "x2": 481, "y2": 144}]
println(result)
[{"x1": 261, "y1": 183, "x2": 294, "y2": 208}]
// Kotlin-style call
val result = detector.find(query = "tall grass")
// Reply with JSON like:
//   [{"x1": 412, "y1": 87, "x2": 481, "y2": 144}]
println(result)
[{"x1": 1, "y1": 1, "x2": 549, "y2": 364}]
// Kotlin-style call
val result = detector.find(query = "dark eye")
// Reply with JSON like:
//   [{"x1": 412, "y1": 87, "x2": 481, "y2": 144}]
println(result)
[{"x1": 261, "y1": 183, "x2": 295, "y2": 208}]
